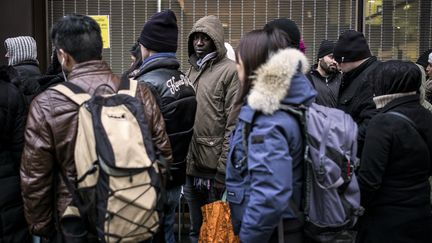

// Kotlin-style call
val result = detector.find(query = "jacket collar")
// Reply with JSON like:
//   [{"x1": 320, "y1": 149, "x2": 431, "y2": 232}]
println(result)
[
  {"x1": 373, "y1": 91, "x2": 416, "y2": 109},
  {"x1": 341, "y1": 56, "x2": 377, "y2": 86},
  {"x1": 380, "y1": 94, "x2": 421, "y2": 113},
  {"x1": 135, "y1": 54, "x2": 179, "y2": 77},
  {"x1": 142, "y1": 52, "x2": 176, "y2": 66},
  {"x1": 68, "y1": 60, "x2": 112, "y2": 80},
  {"x1": 238, "y1": 104, "x2": 257, "y2": 124},
  {"x1": 13, "y1": 60, "x2": 39, "y2": 67}
]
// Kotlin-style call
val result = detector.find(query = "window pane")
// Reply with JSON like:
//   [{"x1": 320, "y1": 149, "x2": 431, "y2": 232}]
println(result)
[{"x1": 365, "y1": 0, "x2": 430, "y2": 61}]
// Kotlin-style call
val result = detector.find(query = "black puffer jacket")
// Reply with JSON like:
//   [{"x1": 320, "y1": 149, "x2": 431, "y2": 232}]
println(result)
[
  {"x1": 0, "y1": 66, "x2": 31, "y2": 242},
  {"x1": 10, "y1": 61, "x2": 41, "y2": 105},
  {"x1": 134, "y1": 54, "x2": 197, "y2": 188}
]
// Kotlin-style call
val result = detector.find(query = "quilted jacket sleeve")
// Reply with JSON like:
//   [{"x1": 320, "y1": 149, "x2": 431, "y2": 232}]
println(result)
[{"x1": 20, "y1": 99, "x2": 56, "y2": 237}]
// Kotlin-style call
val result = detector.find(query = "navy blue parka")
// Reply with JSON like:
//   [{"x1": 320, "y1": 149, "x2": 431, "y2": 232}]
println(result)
[{"x1": 225, "y1": 49, "x2": 316, "y2": 243}]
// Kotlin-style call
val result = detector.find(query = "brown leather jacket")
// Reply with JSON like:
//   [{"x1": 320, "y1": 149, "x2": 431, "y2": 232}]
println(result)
[{"x1": 20, "y1": 60, "x2": 172, "y2": 237}]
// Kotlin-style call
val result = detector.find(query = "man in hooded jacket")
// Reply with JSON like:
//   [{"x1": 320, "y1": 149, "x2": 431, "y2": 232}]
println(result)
[
  {"x1": 4, "y1": 36, "x2": 41, "y2": 104},
  {"x1": 184, "y1": 15, "x2": 239, "y2": 242}
]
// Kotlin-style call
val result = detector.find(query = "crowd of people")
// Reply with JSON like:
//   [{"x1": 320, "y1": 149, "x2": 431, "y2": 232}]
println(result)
[{"x1": 1, "y1": 9, "x2": 432, "y2": 243}]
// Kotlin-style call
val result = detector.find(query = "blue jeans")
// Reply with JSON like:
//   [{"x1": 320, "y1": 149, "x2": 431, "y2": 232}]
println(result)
[
  {"x1": 183, "y1": 176, "x2": 221, "y2": 243},
  {"x1": 33, "y1": 236, "x2": 40, "y2": 243},
  {"x1": 163, "y1": 185, "x2": 182, "y2": 243}
]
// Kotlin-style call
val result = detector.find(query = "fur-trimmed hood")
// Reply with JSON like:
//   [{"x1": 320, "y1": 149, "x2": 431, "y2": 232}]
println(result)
[{"x1": 248, "y1": 48, "x2": 316, "y2": 114}]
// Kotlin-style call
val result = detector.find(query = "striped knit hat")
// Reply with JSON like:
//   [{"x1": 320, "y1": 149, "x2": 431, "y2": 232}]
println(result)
[{"x1": 4, "y1": 36, "x2": 38, "y2": 66}]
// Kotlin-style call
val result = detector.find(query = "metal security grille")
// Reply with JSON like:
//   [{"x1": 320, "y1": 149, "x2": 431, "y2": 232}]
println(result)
[
  {"x1": 47, "y1": 0, "x2": 357, "y2": 74},
  {"x1": 47, "y1": 0, "x2": 430, "y2": 75},
  {"x1": 48, "y1": 0, "x2": 157, "y2": 75}
]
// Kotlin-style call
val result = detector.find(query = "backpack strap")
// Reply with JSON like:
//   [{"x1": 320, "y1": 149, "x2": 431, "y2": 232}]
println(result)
[
  {"x1": 279, "y1": 104, "x2": 311, "y2": 222},
  {"x1": 50, "y1": 82, "x2": 91, "y2": 106},
  {"x1": 279, "y1": 104, "x2": 309, "y2": 162},
  {"x1": 117, "y1": 78, "x2": 138, "y2": 97},
  {"x1": 387, "y1": 111, "x2": 416, "y2": 129}
]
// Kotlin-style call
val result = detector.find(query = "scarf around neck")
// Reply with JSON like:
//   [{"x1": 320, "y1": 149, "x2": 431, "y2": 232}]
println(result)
[{"x1": 196, "y1": 51, "x2": 217, "y2": 69}]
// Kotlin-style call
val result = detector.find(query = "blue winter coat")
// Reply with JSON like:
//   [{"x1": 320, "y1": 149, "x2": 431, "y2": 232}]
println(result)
[{"x1": 226, "y1": 49, "x2": 317, "y2": 243}]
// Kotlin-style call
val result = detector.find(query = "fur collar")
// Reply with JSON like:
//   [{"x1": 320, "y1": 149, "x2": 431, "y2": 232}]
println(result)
[{"x1": 248, "y1": 48, "x2": 309, "y2": 114}]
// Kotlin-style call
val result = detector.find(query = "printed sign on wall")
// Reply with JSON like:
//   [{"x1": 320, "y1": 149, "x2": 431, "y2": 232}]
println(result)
[{"x1": 89, "y1": 15, "x2": 110, "y2": 49}]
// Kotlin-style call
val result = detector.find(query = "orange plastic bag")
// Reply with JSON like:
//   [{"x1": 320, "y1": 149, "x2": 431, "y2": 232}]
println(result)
[{"x1": 198, "y1": 200, "x2": 240, "y2": 243}]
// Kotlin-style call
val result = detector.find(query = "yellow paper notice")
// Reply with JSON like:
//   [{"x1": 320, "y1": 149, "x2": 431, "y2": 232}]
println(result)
[{"x1": 89, "y1": 15, "x2": 110, "y2": 49}]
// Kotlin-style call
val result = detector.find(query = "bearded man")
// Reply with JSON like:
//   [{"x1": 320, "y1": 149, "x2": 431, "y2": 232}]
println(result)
[{"x1": 307, "y1": 39, "x2": 341, "y2": 107}]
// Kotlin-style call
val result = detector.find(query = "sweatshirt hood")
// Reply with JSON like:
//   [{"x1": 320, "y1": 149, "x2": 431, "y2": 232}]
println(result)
[
  {"x1": 4, "y1": 36, "x2": 38, "y2": 66},
  {"x1": 187, "y1": 15, "x2": 226, "y2": 61},
  {"x1": 248, "y1": 48, "x2": 316, "y2": 114}
]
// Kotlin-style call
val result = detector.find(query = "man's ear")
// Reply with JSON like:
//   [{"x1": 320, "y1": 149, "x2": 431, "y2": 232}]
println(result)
[
  {"x1": 57, "y1": 49, "x2": 76, "y2": 71},
  {"x1": 57, "y1": 48, "x2": 67, "y2": 66}
]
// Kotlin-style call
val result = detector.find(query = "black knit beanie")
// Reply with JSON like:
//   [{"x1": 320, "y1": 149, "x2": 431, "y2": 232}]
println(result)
[
  {"x1": 317, "y1": 40, "x2": 334, "y2": 59},
  {"x1": 333, "y1": 30, "x2": 371, "y2": 63},
  {"x1": 139, "y1": 10, "x2": 178, "y2": 52},
  {"x1": 369, "y1": 60, "x2": 421, "y2": 97},
  {"x1": 264, "y1": 18, "x2": 300, "y2": 49}
]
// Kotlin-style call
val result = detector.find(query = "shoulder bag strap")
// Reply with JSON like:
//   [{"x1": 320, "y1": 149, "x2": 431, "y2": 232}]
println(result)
[
  {"x1": 50, "y1": 83, "x2": 91, "y2": 106},
  {"x1": 117, "y1": 78, "x2": 138, "y2": 97}
]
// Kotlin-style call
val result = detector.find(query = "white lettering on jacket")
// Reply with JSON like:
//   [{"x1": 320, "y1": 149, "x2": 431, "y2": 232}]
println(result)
[{"x1": 166, "y1": 74, "x2": 193, "y2": 95}]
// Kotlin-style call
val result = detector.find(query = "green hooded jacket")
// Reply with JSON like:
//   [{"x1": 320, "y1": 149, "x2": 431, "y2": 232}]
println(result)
[{"x1": 186, "y1": 15, "x2": 240, "y2": 182}]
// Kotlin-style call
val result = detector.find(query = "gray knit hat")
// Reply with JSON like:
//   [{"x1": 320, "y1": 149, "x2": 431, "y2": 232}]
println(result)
[
  {"x1": 429, "y1": 52, "x2": 432, "y2": 65},
  {"x1": 4, "y1": 36, "x2": 38, "y2": 66}
]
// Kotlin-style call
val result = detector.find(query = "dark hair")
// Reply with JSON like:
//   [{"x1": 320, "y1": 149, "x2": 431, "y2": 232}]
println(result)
[
  {"x1": 235, "y1": 28, "x2": 290, "y2": 104},
  {"x1": 263, "y1": 18, "x2": 300, "y2": 49},
  {"x1": 130, "y1": 42, "x2": 141, "y2": 59},
  {"x1": 51, "y1": 14, "x2": 102, "y2": 63},
  {"x1": 416, "y1": 49, "x2": 432, "y2": 70},
  {"x1": 369, "y1": 60, "x2": 421, "y2": 97},
  {"x1": 46, "y1": 48, "x2": 62, "y2": 75},
  {"x1": 127, "y1": 42, "x2": 143, "y2": 74}
]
